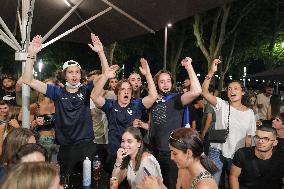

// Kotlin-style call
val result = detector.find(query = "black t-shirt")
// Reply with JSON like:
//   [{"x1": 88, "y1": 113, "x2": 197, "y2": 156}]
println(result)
[
  {"x1": 0, "y1": 88, "x2": 16, "y2": 106},
  {"x1": 233, "y1": 147, "x2": 284, "y2": 189},
  {"x1": 150, "y1": 93, "x2": 184, "y2": 151}
]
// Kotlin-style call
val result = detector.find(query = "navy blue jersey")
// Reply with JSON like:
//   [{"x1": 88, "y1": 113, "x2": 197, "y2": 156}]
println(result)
[
  {"x1": 102, "y1": 99, "x2": 145, "y2": 155},
  {"x1": 46, "y1": 82, "x2": 94, "y2": 145}
]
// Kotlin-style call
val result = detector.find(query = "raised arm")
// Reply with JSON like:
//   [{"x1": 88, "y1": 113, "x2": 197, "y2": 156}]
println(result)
[
  {"x1": 22, "y1": 35, "x2": 47, "y2": 94},
  {"x1": 140, "y1": 58, "x2": 158, "y2": 109},
  {"x1": 180, "y1": 57, "x2": 202, "y2": 106},
  {"x1": 88, "y1": 33, "x2": 108, "y2": 74},
  {"x1": 201, "y1": 59, "x2": 221, "y2": 107},
  {"x1": 91, "y1": 65, "x2": 119, "y2": 108}
]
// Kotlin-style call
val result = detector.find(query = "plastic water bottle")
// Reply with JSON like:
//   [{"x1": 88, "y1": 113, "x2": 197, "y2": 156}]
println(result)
[
  {"x1": 93, "y1": 155, "x2": 101, "y2": 182},
  {"x1": 83, "y1": 157, "x2": 91, "y2": 186}
]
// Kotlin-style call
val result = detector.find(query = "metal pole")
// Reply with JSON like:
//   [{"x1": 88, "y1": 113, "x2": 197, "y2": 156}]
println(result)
[{"x1": 163, "y1": 26, "x2": 167, "y2": 70}]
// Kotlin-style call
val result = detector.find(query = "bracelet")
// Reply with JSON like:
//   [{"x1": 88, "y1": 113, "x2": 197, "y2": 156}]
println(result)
[
  {"x1": 27, "y1": 55, "x2": 36, "y2": 59},
  {"x1": 114, "y1": 163, "x2": 121, "y2": 168},
  {"x1": 205, "y1": 75, "x2": 212, "y2": 80}
]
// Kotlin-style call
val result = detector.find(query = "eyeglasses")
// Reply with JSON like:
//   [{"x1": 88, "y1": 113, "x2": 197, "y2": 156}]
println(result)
[{"x1": 253, "y1": 135, "x2": 275, "y2": 143}]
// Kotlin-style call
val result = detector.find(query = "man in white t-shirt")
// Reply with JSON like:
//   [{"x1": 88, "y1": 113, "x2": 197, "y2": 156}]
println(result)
[{"x1": 257, "y1": 84, "x2": 274, "y2": 120}]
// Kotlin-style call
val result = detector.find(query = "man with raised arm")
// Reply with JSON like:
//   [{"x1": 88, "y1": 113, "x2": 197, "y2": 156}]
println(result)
[
  {"x1": 91, "y1": 58, "x2": 158, "y2": 173},
  {"x1": 22, "y1": 34, "x2": 107, "y2": 175}
]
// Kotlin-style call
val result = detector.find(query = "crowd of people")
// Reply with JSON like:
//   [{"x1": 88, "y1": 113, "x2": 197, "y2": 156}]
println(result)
[{"x1": 0, "y1": 33, "x2": 283, "y2": 189}]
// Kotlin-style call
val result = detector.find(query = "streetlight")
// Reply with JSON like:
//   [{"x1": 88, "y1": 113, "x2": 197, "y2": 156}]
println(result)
[
  {"x1": 38, "y1": 59, "x2": 43, "y2": 80},
  {"x1": 243, "y1": 66, "x2": 247, "y2": 87},
  {"x1": 122, "y1": 64, "x2": 125, "y2": 79},
  {"x1": 163, "y1": 23, "x2": 172, "y2": 70}
]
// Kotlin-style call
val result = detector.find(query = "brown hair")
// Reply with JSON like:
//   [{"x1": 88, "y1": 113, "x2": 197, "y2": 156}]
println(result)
[
  {"x1": 120, "y1": 127, "x2": 146, "y2": 172},
  {"x1": 114, "y1": 79, "x2": 132, "y2": 96},
  {"x1": 1, "y1": 162, "x2": 58, "y2": 189},
  {"x1": 0, "y1": 128, "x2": 35, "y2": 165},
  {"x1": 169, "y1": 128, "x2": 217, "y2": 174}
]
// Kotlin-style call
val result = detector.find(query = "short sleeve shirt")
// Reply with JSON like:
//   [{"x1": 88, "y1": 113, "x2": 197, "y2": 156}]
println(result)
[
  {"x1": 101, "y1": 99, "x2": 145, "y2": 155},
  {"x1": 211, "y1": 97, "x2": 256, "y2": 158},
  {"x1": 46, "y1": 82, "x2": 94, "y2": 145},
  {"x1": 233, "y1": 147, "x2": 284, "y2": 189}
]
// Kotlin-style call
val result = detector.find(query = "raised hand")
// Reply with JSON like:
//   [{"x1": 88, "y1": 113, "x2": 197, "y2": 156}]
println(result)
[
  {"x1": 181, "y1": 57, "x2": 192, "y2": 69},
  {"x1": 88, "y1": 33, "x2": 103, "y2": 53},
  {"x1": 210, "y1": 58, "x2": 221, "y2": 73},
  {"x1": 139, "y1": 58, "x2": 150, "y2": 76},
  {"x1": 116, "y1": 148, "x2": 129, "y2": 163},
  {"x1": 104, "y1": 64, "x2": 120, "y2": 79},
  {"x1": 28, "y1": 35, "x2": 42, "y2": 56}
]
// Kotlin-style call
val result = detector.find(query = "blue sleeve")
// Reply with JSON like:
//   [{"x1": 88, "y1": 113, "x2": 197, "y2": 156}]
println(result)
[
  {"x1": 46, "y1": 84, "x2": 61, "y2": 101},
  {"x1": 134, "y1": 98, "x2": 146, "y2": 111},
  {"x1": 85, "y1": 81, "x2": 94, "y2": 94},
  {"x1": 101, "y1": 99, "x2": 114, "y2": 113}
]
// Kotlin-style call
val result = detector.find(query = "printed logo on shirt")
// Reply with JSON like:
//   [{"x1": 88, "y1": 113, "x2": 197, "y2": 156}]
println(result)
[
  {"x1": 77, "y1": 93, "x2": 84, "y2": 100},
  {"x1": 127, "y1": 109, "x2": 133, "y2": 115}
]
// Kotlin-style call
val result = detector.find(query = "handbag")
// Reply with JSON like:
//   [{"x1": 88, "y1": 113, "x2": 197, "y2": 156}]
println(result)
[{"x1": 208, "y1": 104, "x2": 230, "y2": 143}]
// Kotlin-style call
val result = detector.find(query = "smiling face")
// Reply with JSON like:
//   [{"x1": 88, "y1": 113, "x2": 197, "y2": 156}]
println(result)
[
  {"x1": 117, "y1": 82, "x2": 132, "y2": 106},
  {"x1": 129, "y1": 73, "x2": 142, "y2": 92},
  {"x1": 158, "y1": 73, "x2": 172, "y2": 94},
  {"x1": 121, "y1": 131, "x2": 141, "y2": 157},
  {"x1": 227, "y1": 82, "x2": 244, "y2": 102},
  {"x1": 65, "y1": 66, "x2": 81, "y2": 86},
  {"x1": 169, "y1": 145, "x2": 190, "y2": 169}
]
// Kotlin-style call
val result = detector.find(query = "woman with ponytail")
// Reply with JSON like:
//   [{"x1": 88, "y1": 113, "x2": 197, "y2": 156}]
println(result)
[
  {"x1": 112, "y1": 127, "x2": 162, "y2": 188},
  {"x1": 137, "y1": 127, "x2": 218, "y2": 189}
]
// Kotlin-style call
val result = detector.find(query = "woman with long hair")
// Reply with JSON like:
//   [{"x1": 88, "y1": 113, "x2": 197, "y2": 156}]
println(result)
[
  {"x1": 138, "y1": 128, "x2": 218, "y2": 189},
  {"x1": 201, "y1": 58, "x2": 256, "y2": 186},
  {"x1": 112, "y1": 127, "x2": 162, "y2": 188},
  {"x1": 0, "y1": 162, "x2": 63, "y2": 189}
]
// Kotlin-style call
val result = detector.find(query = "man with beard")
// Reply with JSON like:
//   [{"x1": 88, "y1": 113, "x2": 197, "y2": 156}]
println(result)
[
  {"x1": 91, "y1": 58, "x2": 157, "y2": 173},
  {"x1": 150, "y1": 57, "x2": 202, "y2": 189},
  {"x1": 0, "y1": 75, "x2": 16, "y2": 106},
  {"x1": 230, "y1": 125, "x2": 284, "y2": 189}
]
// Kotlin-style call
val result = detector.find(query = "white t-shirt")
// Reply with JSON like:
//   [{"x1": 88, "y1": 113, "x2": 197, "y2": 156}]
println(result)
[
  {"x1": 211, "y1": 97, "x2": 256, "y2": 159},
  {"x1": 127, "y1": 155, "x2": 162, "y2": 189},
  {"x1": 257, "y1": 93, "x2": 271, "y2": 120}
]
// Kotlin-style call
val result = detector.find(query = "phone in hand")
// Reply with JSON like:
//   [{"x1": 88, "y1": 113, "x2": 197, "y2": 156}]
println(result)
[{"x1": 143, "y1": 167, "x2": 151, "y2": 176}]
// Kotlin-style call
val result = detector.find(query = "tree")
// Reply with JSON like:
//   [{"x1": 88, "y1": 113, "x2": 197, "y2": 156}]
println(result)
[{"x1": 192, "y1": 0, "x2": 256, "y2": 90}]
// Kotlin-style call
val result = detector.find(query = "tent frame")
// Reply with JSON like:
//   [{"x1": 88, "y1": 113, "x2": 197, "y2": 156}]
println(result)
[{"x1": 0, "y1": 0, "x2": 155, "y2": 128}]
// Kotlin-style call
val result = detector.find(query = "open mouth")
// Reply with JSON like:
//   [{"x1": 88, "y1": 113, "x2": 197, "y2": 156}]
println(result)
[{"x1": 123, "y1": 95, "x2": 129, "y2": 100}]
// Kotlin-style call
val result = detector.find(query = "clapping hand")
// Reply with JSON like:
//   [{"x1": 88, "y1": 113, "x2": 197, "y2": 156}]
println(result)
[
  {"x1": 88, "y1": 33, "x2": 103, "y2": 53},
  {"x1": 28, "y1": 35, "x2": 42, "y2": 56}
]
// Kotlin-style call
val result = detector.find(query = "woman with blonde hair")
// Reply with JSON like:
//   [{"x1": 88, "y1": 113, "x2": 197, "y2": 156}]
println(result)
[{"x1": 0, "y1": 162, "x2": 63, "y2": 189}]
